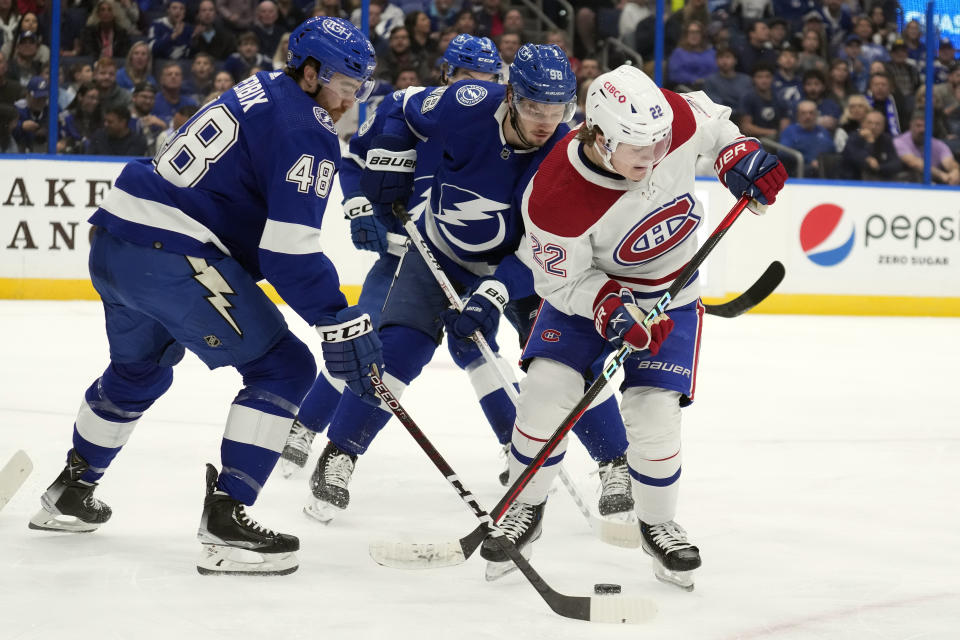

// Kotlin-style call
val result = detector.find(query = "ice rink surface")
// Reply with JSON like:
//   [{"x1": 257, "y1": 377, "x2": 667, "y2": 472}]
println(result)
[{"x1": 1, "y1": 301, "x2": 958, "y2": 640}]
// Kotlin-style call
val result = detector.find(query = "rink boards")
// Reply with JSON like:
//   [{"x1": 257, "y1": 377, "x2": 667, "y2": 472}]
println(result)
[{"x1": 1, "y1": 156, "x2": 958, "y2": 316}]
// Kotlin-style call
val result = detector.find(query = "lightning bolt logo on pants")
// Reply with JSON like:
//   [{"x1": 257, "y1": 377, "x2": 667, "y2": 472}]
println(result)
[{"x1": 186, "y1": 256, "x2": 242, "y2": 336}]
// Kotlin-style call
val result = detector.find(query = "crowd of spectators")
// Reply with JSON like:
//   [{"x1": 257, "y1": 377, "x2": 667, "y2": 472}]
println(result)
[{"x1": 0, "y1": 0, "x2": 958, "y2": 185}]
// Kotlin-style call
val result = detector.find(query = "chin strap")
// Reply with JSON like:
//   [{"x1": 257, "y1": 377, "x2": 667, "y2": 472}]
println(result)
[
  {"x1": 596, "y1": 139, "x2": 618, "y2": 173},
  {"x1": 508, "y1": 103, "x2": 535, "y2": 150}
]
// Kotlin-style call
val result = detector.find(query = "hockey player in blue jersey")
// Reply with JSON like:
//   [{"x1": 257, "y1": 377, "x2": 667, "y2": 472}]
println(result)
[
  {"x1": 27, "y1": 17, "x2": 380, "y2": 577},
  {"x1": 302, "y1": 45, "x2": 633, "y2": 541}
]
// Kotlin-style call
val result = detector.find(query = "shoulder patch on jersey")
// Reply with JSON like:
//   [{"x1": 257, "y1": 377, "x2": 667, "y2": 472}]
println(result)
[
  {"x1": 313, "y1": 106, "x2": 337, "y2": 134},
  {"x1": 662, "y1": 90, "x2": 696, "y2": 154},
  {"x1": 455, "y1": 84, "x2": 488, "y2": 107},
  {"x1": 528, "y1": 130, "x2": 625, "y2": 238},
  {"x1": 392, "y1": 90, "x2": 404, "y2": 100},
  {"x1": 358, "y1": 116, "x2": 373, "y2": 136},
  {"x1": 421, "y1": 86, "x2": 448, "y2": 113}
]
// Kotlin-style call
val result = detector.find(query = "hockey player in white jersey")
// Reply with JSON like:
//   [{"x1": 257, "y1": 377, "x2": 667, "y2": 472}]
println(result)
[
  {"x1": 482, "y1": 65, "x2": 787, "y2": 588},
  {"x1": 27, "y1": 17, "x2": 380, "y2": 577}
]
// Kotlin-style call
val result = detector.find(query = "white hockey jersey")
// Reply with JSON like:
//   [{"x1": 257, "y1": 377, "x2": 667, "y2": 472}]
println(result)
[{"x1": 518, "y1": 89, "x2": 744, "y2": 320}]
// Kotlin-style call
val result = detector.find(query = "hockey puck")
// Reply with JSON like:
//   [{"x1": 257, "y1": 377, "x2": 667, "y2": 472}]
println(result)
[{"x1": 593, "y1": 583, "x2": 622, "y2": 595}]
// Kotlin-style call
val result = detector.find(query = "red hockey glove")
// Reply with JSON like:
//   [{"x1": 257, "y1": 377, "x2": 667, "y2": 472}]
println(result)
[
  {"x1": 714, "y1": 138, "x2": 787, "y2": 212},
  {"x1": 593, "y1": 283, "x2": 674, "y2": 355}
]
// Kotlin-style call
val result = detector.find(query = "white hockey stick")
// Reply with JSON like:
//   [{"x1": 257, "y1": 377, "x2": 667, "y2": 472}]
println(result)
[
  {"x1": 0, "y1": 450, "x2": 33, "y2": 512},
  {"x1": 392, "y1": 203, "x2": 638, "y2": 547}
]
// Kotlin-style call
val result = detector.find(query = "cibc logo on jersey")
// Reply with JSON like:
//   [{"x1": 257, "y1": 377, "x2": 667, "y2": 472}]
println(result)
[{"x1": 613, "y1": 194, "x2": 700, "y2": 265}]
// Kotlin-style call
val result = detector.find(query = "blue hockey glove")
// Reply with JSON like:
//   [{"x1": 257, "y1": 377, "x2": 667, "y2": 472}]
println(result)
[
  {"x1": 714, "y1": 138, "x2": 788, "y2": 212},
  {"x1": 316, "y1": 306, "x2": 384, "y2": 406},
  {"x1": 360, "y1": 134, "x2": 417, "y2": 207},
  {"x1": 593, "y1": 283, "x2": 673, "y2": 355},
  {"x1": 344, "y1": 195, "x2": 388, "y2": 254},
  {"x1": 441, "y1": 279, "x2": 508, "y2": 342}
]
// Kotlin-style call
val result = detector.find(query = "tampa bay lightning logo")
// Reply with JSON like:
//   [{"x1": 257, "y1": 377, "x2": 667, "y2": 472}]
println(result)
[
  {"x1": 455, "y1": 84, "x2": 488, "y2": 107},
  {"x1": 313, "y1": 106, "x2": 337, "y2": 134},
  {"x1": 614, "y1": 194, "x2": 700, "y2": 265},
  {"x1": 435, "y1": 184, "x2": 508, "y2": 252}
]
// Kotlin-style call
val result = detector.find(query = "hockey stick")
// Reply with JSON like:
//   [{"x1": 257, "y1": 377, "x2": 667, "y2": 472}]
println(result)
[
  {"x1": 703, "y1": 260, "x2": 785, "y2": 318},
  {"x1": 372, "y1": 195, "x2": 757, "y2": 568},
  {"x1": 389, "y1": 203, "x2": 623, "y2": 539},
  {"x1": 368, "y1": 369, "x2": 657, "y2": 624},
  {"x1": 0, "y1": 450, "x2": 33, "y2": 513}
]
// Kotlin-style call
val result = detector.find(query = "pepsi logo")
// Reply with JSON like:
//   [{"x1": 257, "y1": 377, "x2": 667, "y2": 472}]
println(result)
[
  {"x1": 800, "y1": 203, "x2": 855, "y2": 266},
  {"x1": 602, "y1": 81, "x2": 627, "y2": 103},
  {"x1": 541, "y1": 329, "x2": 561, "y2": 342},
  {"x1": 614, "y1": 194, "x2": 699, "y2": 265}
]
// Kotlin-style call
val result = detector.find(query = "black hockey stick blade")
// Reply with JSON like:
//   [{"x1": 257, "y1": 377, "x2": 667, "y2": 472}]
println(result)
[{"x1": 703, "y1": 260, "x2": 785, "y2": 318}]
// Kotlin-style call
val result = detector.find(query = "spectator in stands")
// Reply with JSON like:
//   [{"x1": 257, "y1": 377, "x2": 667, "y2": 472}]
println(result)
[
  {"x1": 93, "y1": 57, "x2": 131, "y2": 112},
  {"x1": 191, "y1": 0, "x2": 236, "y2": 61},
  {"x1": 271, "y1": 32, "x2": 289, "y2": 70},
  {"x1": 12, "y1": 75, "x2": 48, "y2": 152},
  {"x1": 6, "y1": 29, "x2": 42, "y2": 89},
  {"x1": 866, "y1": 72, "x2": 901, "y2": 136},
  {"x1": 273, "y1": 0, "x2": 304, "y2": 33},
  {"x1": 0, "y1": 102, "x2": 18, "y2": 152},
  {"x1": 428, "y1": 0, "x2": 458, "y2": 32},
  {"x1": 739, "y1": 62, "x2": 784, "y2": 139},
  {"x1": 779, "y1": 99, "x2": 835, "y2": 176},
  {"x1": 796, "y1": 26, "x2": 827, "y2": 74},
  {"x1": 667, "y1": 20, "x2": 716, "y2": 89},
  {"x1": 502, "y1": 9, "x2": 525, "y2": 40},
  {"x1": 3, "y1": 13, "x2": 48, "y2": 65},
  {"x1": 704, "y1": 48, "x2": 751, "y2": 114},
  {"x1": 826, "y1": 57, "x2": 854, "y2": 105},
  {"x1": 202, "y1": 69, "x2": 233, "y2": 103},
  {"x1": 152, "y1": 61, "x2": 197, "y2": 125},
  {"x1": 772, "y1": 0, "x2": 816, "y2": 33},
  {"x1": 223, "y1": 30, "x2": 271, "y2": 81},
  {"x1": 59, "y1": 60, "x2": 93, "y2": 109},
  {"x1": 731, "y1": 0, "x2": 772, "y2": 25},
  {"x1": 914, "y1": 85, "x2": 951, "y2": 142},
  {"x1": 820, "y1": 0, "x2": 852, "y2": 50},
  {"x1": 58, "y1": 82, "x2": 101, "y2": 153},
  {"x1": 252, "y1": 1, "x2": 283, "y2": 60},
  {"x1": 773, "y1": 44, "x2": 801, "y2": 103},
  {"x1": 183, "y1": 52, "x2": 215, "y2": 101},
  {"x1": 86, "y1": 104, "x2": 148, "y2": 155},
  {"x1": 375, "y1": 26, "x2": 427, "y2": 84},
  {"x1": 0, "y1": 0, "x2": 18, "y2": 52},
  {"x1": 900, "y1": 20, "x2": 923, "y2": 67},
  {"x1": 0, "y1": 51, "x2": 22, "y2": 105},
  {"x1": 797, "y1": 68, "x2": 842, "y2": 131},
  {"x1": 868, "y1": 5, "x2": 896, "y2": 48},
  {"x1": 852, "y1": 16, "x2": 888, "y2": 66},
  {"x1": 834, "y1": 93, "x2": 869, "y2": 151},
  {"x1": 840, "y1": 108, "x2": 901, "y2": 180},
  {"x1": 767, "y1": 17, "x2": 788, "y2": 51},
  {"x1": 936, "y1": 63, "x2": 960, "y2": 118},
  {"x1": 155, "y1": 102, "x2": 198, "y2": 150},
  {"x1": 837, "y1": 33, "x2": 869, "y2": 92},
  {"x1": 216, "y1": 0, "x2": 255, "y2": 32},
  {"x1": 546, "y1": 29, "x2": 579, "y2": 76},
  {"x1": 393, "y1": 66, "x2": 419, "y2": 90},
  {"x1": 149, "y1": 0, "x2": 192, "y2": 60},
  {"x1": 735, "y1": 19, "x2": 777, "y2": 75},
  {"x1": 894, "y1": 114, "x2": 960, "y2": 185},
  {"x1": 453, "y1": 9, "x2": 476, "y2": 36},
  {"x1": 933, "y1": 38, "x2": 956, "y2": 85},
  {"x1": 496, "y1": 30, "x2": 520, "y2": 64},
  {"x1": 320, "y1": 0, "x2": 349, "y2": 21},
  {"x1": 129, "y1": 81, "x2": 165, "y2": 154},
  {"x1": 474, "y1": 0, "x2": 504, "y2": 39},
  {"x1": 405, "y1": 11, "x2": 435, "y2": 56},
  {"x1": 577, "y1": 56, "x2": 600, "y2": 82},
  {"x1": 117, "y1": 41, "x2": 156, "y2": 92},
  {"x1": 79, "y1": 0, "x2": 133, "y2": 59},
  {"x1": 574, "y1": 6, "x2": 598, "y2": 59}
]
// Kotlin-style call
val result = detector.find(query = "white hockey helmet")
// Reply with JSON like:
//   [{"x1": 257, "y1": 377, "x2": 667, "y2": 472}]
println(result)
[{"x1": 584, "y1": 65, "x2": 673, "y2": 173}]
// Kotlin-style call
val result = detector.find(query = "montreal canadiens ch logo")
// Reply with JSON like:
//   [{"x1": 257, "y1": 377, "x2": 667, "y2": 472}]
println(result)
[
  {"x1": 800, "y1": 203, "x2": 855, "y2": 266},
  {"x1": 456, "y1": 84, "x2": 487, "y2": 106},
  {"x1": 614, "y1": 194, "x2": 699, "y2": 265},
  {"x1": 541, "y1": 329, "x2": 561, "y2": 342}
]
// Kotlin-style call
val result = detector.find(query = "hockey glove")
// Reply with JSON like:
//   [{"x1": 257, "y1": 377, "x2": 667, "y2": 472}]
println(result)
[
  {"x1": 344, "y1": 195, "x2": 389, "y2": 254},
  {"x1": 714, "y1": 138, "x2": 788, "y2": 212},
  {"x1": 316, "y1": 306, "x2": 384, "y2": 406},
  {"x1": 360, "y1": 134, "x2": 417, "y2": 208},
  {"x1": 593, "y1": 284, "x2": 673, "y2": 355},
  {"x1": 441, "y1": 279, "x2": 508, "y2": 343}
]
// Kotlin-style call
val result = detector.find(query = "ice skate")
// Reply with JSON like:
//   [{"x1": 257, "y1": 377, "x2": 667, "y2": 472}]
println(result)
[
  {"x1": 597, "y1": 454, "x2": 636, "y2": 524},
  {"x1": 197, "y1": 464, "x2": 299, "y2": 576},
  {"x1": 640, "y1": 520, "x2": 701, "y2": 591},
  {"x1": 480, "y1": 500, "x2": 544, "y2": 581},
  {"x1": 28, "y1": 449, "x2": 112, "y2": 533},
  {"x1": 304, "y1": 440, "x2": 356, "y2": 524},
  {"x1": 278, "y1": 420, "x2": 316, "y2": 478}
]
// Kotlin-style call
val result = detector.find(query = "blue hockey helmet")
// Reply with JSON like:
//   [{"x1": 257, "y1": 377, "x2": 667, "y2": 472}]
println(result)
[
  {"x1": 287, "y1": 17, "x2": 377, "y2": 101},
  {"x1": 442, "y1": 34, "x2": 503, "y2": 82},
  {"x1": 508, "y1": 44, "x2": 577, "y2": 121}
]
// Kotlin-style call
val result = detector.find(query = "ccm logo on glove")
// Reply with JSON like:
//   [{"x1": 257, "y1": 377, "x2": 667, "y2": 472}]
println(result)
[
  {"x1": 317, "y1": 315, "x2": 373, "y2": 342},
  {"x1": 343, "y1": 196, "x2": 373, "y2": 220}
]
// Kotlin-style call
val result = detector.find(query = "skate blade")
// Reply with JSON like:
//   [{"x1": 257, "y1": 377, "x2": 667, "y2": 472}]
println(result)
[
  {"x1": 28, "y1": 508, "x2": 100, "y2": 533},
  {"x1": 197, "y1": 544, "x2": 298, "y2": 576},
  {"x1": 278, "y1": 457, "x2": 305, "y2": 479},
  {"x1": 303, "y1": 498, "x2": 344, "y2": 524},
  {"x1": 369, "y1": 540, "x2": 467, "y2": 569},
  {"x1": 484, "y1": 542, "x2": 532, "y2": 582},
  {"x1": 652, "y1": 563, "x2": 695, "y2": 591},
  {"x1": 591, "y1": 512, "x2": 641, "y2": 548}
]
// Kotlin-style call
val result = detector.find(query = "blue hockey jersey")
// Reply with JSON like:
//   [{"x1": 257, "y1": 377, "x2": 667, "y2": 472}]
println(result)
[
  {"x1": 89, "y1": 70, "x2": 348, "y2": 326},
  {"x1": 377, "y1": 80, "x2": 569, "y2": 294}
]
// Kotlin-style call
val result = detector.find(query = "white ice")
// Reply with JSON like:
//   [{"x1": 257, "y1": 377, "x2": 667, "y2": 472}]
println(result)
[{"x1": 1, "y1": 301, "x2": 958, "y2": 640}]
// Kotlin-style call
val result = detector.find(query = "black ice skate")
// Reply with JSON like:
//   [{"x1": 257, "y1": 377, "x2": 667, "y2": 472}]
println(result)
[
  {"x1": 480, "y1": 500, "x2": 545, "y2": 581},
  {"x1": 640, "y1": 520, "x2": 701, "y2": 591},
  {"x1": 597, "y1": 454, "x2": 635, "y2": 520},
  {"x1": 304, "y1": 440, "x2": 356, "y2": 524},
  {"x1": 196, "y1": 464, "x2": 299, "y2": 576},
  {"x1": 278, "y1": 420, "x2": 316, "y2": 478},
  {"x1": 28, "y1": 449, "x2": 112, "y2": 533}
]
